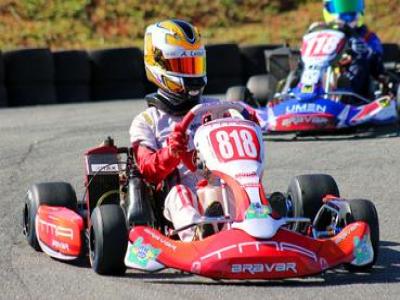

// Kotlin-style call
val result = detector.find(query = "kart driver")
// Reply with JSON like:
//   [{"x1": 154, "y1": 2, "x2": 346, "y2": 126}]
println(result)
[
  {"x1": 322, "y1": 0, "x2": 385, "y2": 100},
  {"x1": 129, "y1": 19, "x2": 225, "y2": 242}
]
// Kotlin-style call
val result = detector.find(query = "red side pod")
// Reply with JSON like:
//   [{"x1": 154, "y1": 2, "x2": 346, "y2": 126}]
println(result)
[{"x1": 36, "y1": 206, "x2": 84, "y2": 260}]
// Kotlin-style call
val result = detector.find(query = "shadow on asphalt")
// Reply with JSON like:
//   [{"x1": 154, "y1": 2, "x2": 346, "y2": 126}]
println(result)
[
  {"x1": 145, "y1": 240, "x2": 400, "y2": 287},
  {"x1": 264, "y1": 124, "x2": 400, "y2": 142}
]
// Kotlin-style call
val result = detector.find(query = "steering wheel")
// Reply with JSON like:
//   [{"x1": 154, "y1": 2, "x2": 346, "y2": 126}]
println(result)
[{"x1": 176, "y1": 101, "x2": 247, "y2": 170}]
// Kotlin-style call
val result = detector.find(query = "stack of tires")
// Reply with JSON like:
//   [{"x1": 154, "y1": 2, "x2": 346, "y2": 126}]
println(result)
[
  {"x1": 0, "y1": 52, "x2": 7, "y2": 107},
  {"x1": 239, "y1": 44, "x2": 283, "y2": 79},
  {"x1": 205, "y1": 44, "x2": 244, "y2": 94},
  {"x1": 54, "y1": 50, "x2": 91, "y2": 103},
  {"x1": 89, "y1": 47, "x2": 145, "y2": 101},
  {"x1": 4, "y1": 48, "x2": 56, "y2": 107}
]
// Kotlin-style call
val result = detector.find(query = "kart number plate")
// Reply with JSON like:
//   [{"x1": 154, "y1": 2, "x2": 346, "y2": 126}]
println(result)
[{"x1": 210, "y1": 126, "x2": 260, "y2": 163}]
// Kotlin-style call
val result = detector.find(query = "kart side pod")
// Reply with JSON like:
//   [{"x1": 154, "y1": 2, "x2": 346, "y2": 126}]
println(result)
[{"x1": 36, "y1": 206, "x2": 84, "y2": 260}]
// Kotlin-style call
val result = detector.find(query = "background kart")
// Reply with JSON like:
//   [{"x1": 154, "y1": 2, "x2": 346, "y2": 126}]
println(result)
[
  {"x1": 23, "y1": 102, "x2": 379, "y2": 279},
  {"x1": 226, "y1": 23, "x2": 400, "y2": 133}
]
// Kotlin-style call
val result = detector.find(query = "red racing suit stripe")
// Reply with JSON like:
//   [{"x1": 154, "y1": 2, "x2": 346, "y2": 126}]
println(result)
[{"x1": 134, "y1": 145, "x2": 180, "y2": 186}]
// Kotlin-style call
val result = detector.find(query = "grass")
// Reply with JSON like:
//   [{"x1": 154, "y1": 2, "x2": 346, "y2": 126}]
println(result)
[{"x1": 0, "y1": 0, "x2": 397, "y2": 51}]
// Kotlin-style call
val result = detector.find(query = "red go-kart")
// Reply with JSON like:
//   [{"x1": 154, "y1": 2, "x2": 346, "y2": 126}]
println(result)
[{"x1": 23, "y1": 102, "x2": 379, "y2": 278}]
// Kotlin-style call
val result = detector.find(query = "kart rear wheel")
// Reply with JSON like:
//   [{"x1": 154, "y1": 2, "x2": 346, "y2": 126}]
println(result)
[
  {"x1": 89, "y1": 204, "x2": 127, "y2": 275},
  {"x1": 23, "y1": 182, "x2": 77, "y2": 251},
  {"x1": 287, "y1": 174, "x2": 340, "y2": 232},
  {"x1": 345, "y1": 199, "x2": 379, "y2": 272}
]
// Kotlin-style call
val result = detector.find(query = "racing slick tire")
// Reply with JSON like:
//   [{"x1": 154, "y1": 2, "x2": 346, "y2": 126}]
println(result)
[
  {"x1": 89, "y1": 204, "x2": 128, "y2": 275},
  {"x1": 345, "y1": 199, "x2": 379, "y2": 272},
  {"x1": 225, "y1": 86, "x2": 258, "y2": 107},
  {"x1": 23, "y1": 182, "x2": 78, "y2": 251},
  {"x1": 287, "y1": 174, "x2": 340, "y2": 232},
  {"x1": 246, "y1": 74, "x2": 277, "y2": 106}
]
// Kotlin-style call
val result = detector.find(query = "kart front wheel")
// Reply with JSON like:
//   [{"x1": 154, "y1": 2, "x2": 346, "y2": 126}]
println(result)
[
  {"x1": 287, "y1": 174, "x2": 340, "y2": 232},
  {"x1": 89, "y1": 204, "x2": 128, "y2": 275},
  {"x1": 345, "y1": 199, "x2": 379, "y2": 272},
  {"x1": 23, "y1": 182, "x2": 77, "y2": 251}
]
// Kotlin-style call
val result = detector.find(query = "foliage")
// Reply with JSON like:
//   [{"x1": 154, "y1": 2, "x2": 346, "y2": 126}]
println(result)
[{"x1": 0, "y1": 0, "x2": 397, "y2": 50}]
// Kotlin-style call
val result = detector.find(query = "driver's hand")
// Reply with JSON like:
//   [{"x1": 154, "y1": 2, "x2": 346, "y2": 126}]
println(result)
[{"x1": 167, "y1": 124, "x2": 188, "y2": 158}]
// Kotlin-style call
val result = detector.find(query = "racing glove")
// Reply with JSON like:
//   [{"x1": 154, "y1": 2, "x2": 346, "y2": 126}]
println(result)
[{"x1": 167, "y1": 124, "x2": 188, "y2": 158}]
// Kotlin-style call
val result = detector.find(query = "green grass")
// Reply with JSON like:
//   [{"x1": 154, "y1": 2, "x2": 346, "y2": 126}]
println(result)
[{"x1": 0, "y1": 0, "x2": 397, "y2": 50}]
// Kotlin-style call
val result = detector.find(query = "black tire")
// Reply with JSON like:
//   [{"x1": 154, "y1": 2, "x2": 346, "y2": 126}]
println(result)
[
  {"x1": 239, "y1": 44, "x2": 283, "y2": 79},
  {"x1": 89, "y1": 47, "x2": 145, "y2": 101},
  {"x1": 91, "y1": 82, "x2": 145, "y2": 101},
  {"x1": 54, "y1": 50, "x2": 91, "y2": 103},
  {"x1": 23, "y1": 182, "x2": 77, "y2": 251},
  {"x1": 246, "y1": 74, "x2": 278, "y2": 105},
  {"x1": 55, "y1": 84, "x2": 90, "y2": 103},
  {"x1": 205, "y1": 44, "x2": 244, "y2": 94},
  {"x1": 7, "y1": 84, "x2": 56, "y2": 107},
  {"x1": 0, "y1": 52, "x2": 7, "y2": 107},
  {"x1": 0, "y1": 85, "x2": 8, "y2": 107},
  {"x1": 54, "y1": 50, "x2": 91, "y2": 83},
  {"x1": 4, "y1": 48, "x2": 54, "y2": 84},
  {"x1": 287, "y1": 174, "x2": 340, "y2": 231},
  {"x1": 346, "y1": 199, "x2": 379, "y2": 271},
  {"x1": 4, "y1": 48, "x2": 56, "y2": 107},
  {"x1": 89, "y1": 204, "x2": 127, "y2": 275},
  {"x1": 396, "y1": 83, "x2": 400, "y2": 114},
  {"x1": 382, "y1": 43, "x2": 400, "y2": 64}
]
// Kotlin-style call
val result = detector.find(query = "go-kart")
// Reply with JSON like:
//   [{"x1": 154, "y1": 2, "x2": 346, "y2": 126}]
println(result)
[
  {"x1": 227, "y1": 23, "x2": 399, "y2": 133},
  {"x1": 23, "y1": 102, "x2": 379, "y2": 279}
]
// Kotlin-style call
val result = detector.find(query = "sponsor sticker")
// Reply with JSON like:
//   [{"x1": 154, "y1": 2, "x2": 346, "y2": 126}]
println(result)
[
  {"x1": 91, "y1": 164, "x2": 119, "y2": 173},
  {"x1": 245, "y1": 203, "x2": 271, "y2": 220},
  {"x1": 352, "y1": 234, "x2": 373, "y2": 266},
  {"x1": 127, "y1": 237, "x2": 161, "y2": 268}
]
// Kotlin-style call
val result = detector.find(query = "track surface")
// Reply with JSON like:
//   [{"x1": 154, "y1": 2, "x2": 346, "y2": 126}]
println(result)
[{"x1": 1, "y1": 100, "x2": 400, "y2": 299}]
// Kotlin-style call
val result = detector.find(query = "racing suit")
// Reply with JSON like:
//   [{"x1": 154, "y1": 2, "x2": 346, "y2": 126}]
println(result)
[
  {"x1": 342, "y1": 25, "x2": 384, "y2": 99},
  {"x1": 129, "y1": 95, "x2": 220, "y2": 242}
]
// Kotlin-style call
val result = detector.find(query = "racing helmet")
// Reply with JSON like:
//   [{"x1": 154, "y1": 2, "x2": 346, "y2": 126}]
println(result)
[
  {"x1": 323, "y1": 0, "x2": 365, "y2": 27},
  {"x1": 144, "y1": 19, "x2": 207, "y2": 110}
]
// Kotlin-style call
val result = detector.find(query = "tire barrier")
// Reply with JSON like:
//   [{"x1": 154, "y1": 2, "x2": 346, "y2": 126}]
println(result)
[
  {"x1": 205, "y1": 44, "x2": 243, "y2": 94},
  {"x1": 0, "y1": 52, "x2": 7, "y2": 107},
  {"x1": 4, "y1": 48, "x2": 56, "y2": 107},
  {"x1": 239, "y1": 44, "x2": 284, "y2": 79},
  {"x1": 382, "y1": 43, "x2": 400, "y2": 64},
  {"x1": 0, "y1": 43, "x2": 398, "y2": 108},
  {"x1": 54, "y1": 50, "x2": 91, "y2": 103},
  {"x1": 89, "y1": 47, "x2": 145, "y2": 101}
]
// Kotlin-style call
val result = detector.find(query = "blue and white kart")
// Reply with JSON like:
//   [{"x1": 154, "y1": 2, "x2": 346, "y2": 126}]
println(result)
[
  {"x1": 251, "y1": 88, "x2": 398, "y2": 133},
  {"x1": 229, "y1": 24, "x2": 399, "y2": 133}
]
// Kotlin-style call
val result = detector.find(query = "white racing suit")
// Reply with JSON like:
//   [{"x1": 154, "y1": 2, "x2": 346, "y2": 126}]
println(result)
[{"x1": 129, "y1": 97, "x2": 220, "y2": 241}]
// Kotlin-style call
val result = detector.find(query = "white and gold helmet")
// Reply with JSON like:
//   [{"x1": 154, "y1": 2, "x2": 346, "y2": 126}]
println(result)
[{"x1": 144, "y1": 19, "x2": 207, "y2": 104}]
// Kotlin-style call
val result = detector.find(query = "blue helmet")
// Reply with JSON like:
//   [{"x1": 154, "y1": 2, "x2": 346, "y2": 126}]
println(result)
[{"x1": 323, "y1": 0, "x2": 365, "y2": 27}]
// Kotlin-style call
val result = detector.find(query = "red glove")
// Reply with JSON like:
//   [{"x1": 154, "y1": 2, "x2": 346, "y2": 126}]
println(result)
[
  {"x1": 167, "y1": 124, "x2": 197, "y2": 172},
  {"x1": 167, "y1": 124, "x2": 188, "y2": 158}
]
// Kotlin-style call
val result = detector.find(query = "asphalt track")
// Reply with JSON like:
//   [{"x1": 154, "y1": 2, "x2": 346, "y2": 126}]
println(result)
[{"x1": 1, "y1": 99, "x2": 400, "y2": 299}]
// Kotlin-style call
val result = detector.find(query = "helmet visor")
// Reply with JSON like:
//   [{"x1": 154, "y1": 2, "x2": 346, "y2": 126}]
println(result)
[
  {"x1": 325, "y1": 0, "x2": 364, "y2": 14},
  {"x1": 164, "y1": 56, "x2": 206, "y2": 76}
]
